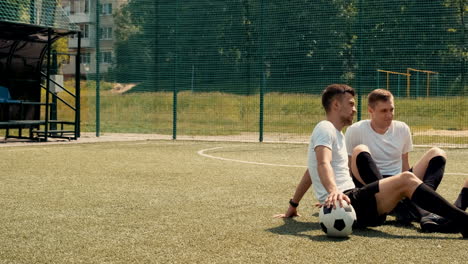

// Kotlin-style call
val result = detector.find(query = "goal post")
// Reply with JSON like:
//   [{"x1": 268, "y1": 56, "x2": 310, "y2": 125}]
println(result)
[
  {"x1": 377, "y1": 69, "x2": 411, "y2": 97},
  {"x1": 407, "y1": 68, "x2": 439, "y2": 97}
]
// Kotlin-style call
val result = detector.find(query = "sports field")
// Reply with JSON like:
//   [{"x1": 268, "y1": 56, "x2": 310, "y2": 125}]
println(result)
[{"x1": 0, "y1": 140, "x2": 467, "y2": 263}]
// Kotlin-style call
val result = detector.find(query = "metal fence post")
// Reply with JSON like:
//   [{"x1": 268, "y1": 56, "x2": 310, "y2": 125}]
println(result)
[
  {"x1": 75, "y1": 31, "x2": 82, "y2": 138},
  {"x1": 259, "y1": 0, "x2": 265, "y2": 142},
  {"x1": 50, "y1": 50, "x2": 58, "y2": 131},
  {"x1": 356, "y1": 0, "x2": 363, "y2": 122},
  {"x1": 95, "y1": 0, "x2": 101, "y2": 137},
  {"x1": 45, "y1": 28, "x2": 51, "y2": 141},
  {"x1": 172, "y1": 0, "x2": 179, "y2": 140}
]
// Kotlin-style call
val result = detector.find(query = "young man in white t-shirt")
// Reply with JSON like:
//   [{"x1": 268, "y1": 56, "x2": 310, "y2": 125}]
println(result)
[
  {"x1": 277, "y1": 89, "x2": 464, "y2": 233},
  {"x1": 275, "y1": 84, "x2": 468, "y2": 238},
  {"x1": 345, "y1": 89, "x2": 449, "y2": 230},
  {"x1": 345, "y1": 89, "x2": 445, "y2": 189}
]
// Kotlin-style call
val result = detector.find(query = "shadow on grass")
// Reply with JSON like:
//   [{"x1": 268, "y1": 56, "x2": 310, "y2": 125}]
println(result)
[
  {"x1": 267, "y1": 218, "x2": 350, "y2": 242},
  {"x1": 267, "y1": 217, "x2": 460, "y2": 241}
]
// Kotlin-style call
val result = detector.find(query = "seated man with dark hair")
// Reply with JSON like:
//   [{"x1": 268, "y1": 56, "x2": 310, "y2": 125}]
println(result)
[
  {"x1": 277, "y1": 88, "x2": 463, "y2": 233},
  {"x1": 276, "y1": 84, "x2": 468, "y2": 238}
]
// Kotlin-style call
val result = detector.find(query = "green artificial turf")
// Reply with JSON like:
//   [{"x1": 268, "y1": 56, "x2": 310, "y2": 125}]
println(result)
[{"x1": 0, "y1": 140, "x2": 466, "y2": 263}]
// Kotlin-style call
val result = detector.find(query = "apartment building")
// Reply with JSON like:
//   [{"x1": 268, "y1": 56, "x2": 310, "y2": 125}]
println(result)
[{"x1": 61, "y1": 0, "x2": 127, "y2": 77}]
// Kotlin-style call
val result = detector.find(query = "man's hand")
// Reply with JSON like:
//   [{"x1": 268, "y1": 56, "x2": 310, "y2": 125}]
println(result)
[
  {"x1": 273, "y1": 205, "x2": 301, "y2": 218},
  {"x1": 324, "y1": 190, "x2": 351, "y2": 209}
]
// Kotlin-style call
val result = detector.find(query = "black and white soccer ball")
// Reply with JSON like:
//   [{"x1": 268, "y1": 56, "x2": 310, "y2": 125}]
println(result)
[{"x1": 319, "y1": 200, "x2": 357, "y2": 238}]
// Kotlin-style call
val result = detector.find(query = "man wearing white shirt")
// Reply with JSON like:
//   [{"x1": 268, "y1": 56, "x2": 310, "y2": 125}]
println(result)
[
  {"x1": 345, "y1": 117, "x2": 413, "y2": 179},
  {"x1": 346, "y1": 89, "x2": 445, "y2": 190},
  {"x1": 345, "y1": 89, "x2": 447, "y2": 230},
  {"x1": 278, "y1": 89, "x2": 461, "y2": 233},
  {"x1": 274, "y1": 84, "x2": 468, "y2": 238}
]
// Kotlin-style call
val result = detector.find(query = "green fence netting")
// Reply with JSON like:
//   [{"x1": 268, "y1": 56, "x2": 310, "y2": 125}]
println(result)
[{"x1": 1, "y1": 0, "x2": 467, "y2": 145}]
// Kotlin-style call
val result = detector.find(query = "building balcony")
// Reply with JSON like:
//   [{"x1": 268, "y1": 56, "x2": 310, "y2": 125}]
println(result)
[
  {"x1": 62, "y1": 61, "x2": 111, "y2": 76},
  {"x1": 68, "y1": 13, "x2": 94, "y2": 24},
  {"x1": 68, "y1": 37, "x2": 95, "y2": 48}
]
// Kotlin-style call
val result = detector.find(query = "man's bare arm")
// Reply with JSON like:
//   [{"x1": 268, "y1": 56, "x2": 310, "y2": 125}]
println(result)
[
  {"x1": 316, "y1": 145, "x2": 350, "y2": 208},
  {"x1": 274, "y1": 170, "x2": 312, "y2": 218},
  {"x1": 402, "y1": 152, "x2": 410, "y2": 172}
]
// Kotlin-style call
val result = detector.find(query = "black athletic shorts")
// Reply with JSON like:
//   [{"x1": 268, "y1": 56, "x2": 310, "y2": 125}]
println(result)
[
  {"x1": 351, "y1": 150, "x2": 413, "y2": 187},
  {"x1": 344, "y1": 181, "x2": 387, "y2": 227}
]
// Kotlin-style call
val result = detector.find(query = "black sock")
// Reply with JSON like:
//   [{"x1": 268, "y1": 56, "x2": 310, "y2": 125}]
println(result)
[
  {"x1": 415, "y1": 206, "x2": 430, "y2": 218},
  {"x1": 356, "y1": 152, "x2": 383, "y2": 185},
  {"x1": 454, "y1": 188, "x2": 468, "y2": 211},
  {"x1": 411, "y1": 184, "x2": 468, "y2": 227},
  {"x1": 423, "y1": 156, "x2": 446, "y2": 190}
]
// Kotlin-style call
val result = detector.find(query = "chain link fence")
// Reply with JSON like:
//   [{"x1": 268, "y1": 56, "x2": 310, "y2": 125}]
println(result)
[{"x1": 1, "y1": 0, "x2": 467, "y2": 145}]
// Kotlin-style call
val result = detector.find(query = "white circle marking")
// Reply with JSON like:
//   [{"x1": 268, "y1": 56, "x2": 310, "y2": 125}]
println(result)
[
  {"x1": 197, "y1": 147, "x2": 306, "y2": 168},
  {"x1": 197, "y1": 147, "x2": 468, "y2": 176}
]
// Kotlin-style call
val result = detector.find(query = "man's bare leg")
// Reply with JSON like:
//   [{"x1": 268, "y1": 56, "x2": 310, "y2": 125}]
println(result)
[
  {"x1": 350, "y1": 144, "x2": 383, "y2": 186},
  {"x1": 411, "y1": 147, "x2": 446, "y2": 190},
  {"x1": 374, "y1": 172, "x2": 422, "y2": 214},
  {"x1": 374, "y1": 172, "x2": 468, "y2": 238}
]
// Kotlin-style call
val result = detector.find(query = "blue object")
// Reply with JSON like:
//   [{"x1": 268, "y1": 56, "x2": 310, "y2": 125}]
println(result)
[
  {"x1": 0, "y1": 85, "x2": 10, "y2": 99},
  {"x1": 0, "y1": 86, "x2": 22, "y2": 103}
]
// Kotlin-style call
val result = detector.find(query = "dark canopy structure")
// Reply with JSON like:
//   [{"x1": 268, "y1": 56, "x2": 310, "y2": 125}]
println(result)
[
  {"x1": 0, "y1": 21, "x2": 77, "y2": 106},
  {"x1": 0, "y1": 2, "x2": 81, "y2": 141}
]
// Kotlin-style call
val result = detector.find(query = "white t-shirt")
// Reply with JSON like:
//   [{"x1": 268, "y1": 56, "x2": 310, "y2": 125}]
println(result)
[
  {"x1": 308, "y1": 120, "x2": 355, "y2": 203},
  {"x1": 345, "y1": 120, "x2": 413, "y2": 175}
]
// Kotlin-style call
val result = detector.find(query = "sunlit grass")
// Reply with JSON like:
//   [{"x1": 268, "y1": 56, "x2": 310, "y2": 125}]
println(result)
[
  {"x1": 0, "y1": 141, "x2": 466, "y2": 263},
  {"x1": 3, "y1": 80, "x2": 466, "y2": 145},
  {"x1": 78, "y1": 88, "x2": 467, "y2": 144}
]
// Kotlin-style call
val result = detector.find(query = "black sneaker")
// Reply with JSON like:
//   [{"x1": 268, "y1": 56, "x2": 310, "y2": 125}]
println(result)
[
  {"x1": 393, "y1": 199, "x2": 421, "y2": 225},
  {"x1": 420, "y1": 213, "x2": 447, "y2": 233},
  {"x1": 438, "y1": 220, "x2": 459, "y2": 234},
  {"x1": 420, "y1": 213, "x2": 458, "y2": 233}
]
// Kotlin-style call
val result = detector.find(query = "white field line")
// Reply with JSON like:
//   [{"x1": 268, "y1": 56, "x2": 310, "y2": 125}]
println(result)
[
  {"x1": 197, "y1": 147, "x2": 307, "y2": 168},
  {"x1": 197, "y1": 147, "x2": 468, "y2": 176}
]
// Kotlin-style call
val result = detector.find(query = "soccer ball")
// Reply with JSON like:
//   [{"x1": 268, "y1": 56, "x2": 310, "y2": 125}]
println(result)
[{"x1": 319, "y1": 201, "x2": 357, "y2": 238}]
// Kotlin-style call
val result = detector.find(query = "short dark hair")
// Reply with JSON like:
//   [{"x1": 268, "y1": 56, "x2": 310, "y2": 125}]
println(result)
[
  {"x1": 321, "y1": 84, "x2": 355, "y2": 113},
  {"x1": 367, "y1": 89, "x2": 393, "y2": 108}
]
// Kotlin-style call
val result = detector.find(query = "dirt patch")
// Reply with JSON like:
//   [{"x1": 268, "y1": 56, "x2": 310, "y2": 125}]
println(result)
[
  {"x1": 111, "y1": 83, "x2": 137, "y2": 94},
  {"x1": 413, "y1": 129, "x2": 468, "y2": 137}
]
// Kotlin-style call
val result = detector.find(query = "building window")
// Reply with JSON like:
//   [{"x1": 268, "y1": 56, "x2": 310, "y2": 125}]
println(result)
[
  {"x1": 84, "y1": 0, "x2": 89, "y2": 13},
  {"x1": 100, "y1": 3, "x2": 113, "y2": 15},
  {"x1": 70, "y1": 0, "x2": 89, "y2": 14},
  {"x1": 81, "y1": 53, "x2": 91, "y2": 64},
  {"x1": 101, "y1": 52, "x2": 112, "y2": 64},
  {"x1": 80, "y1": 24, "x2": 89, "y2": 38},
  {"x1": 70, "y1": 24, "x2": 88, "y2": 39},
  {"x1": 70, "y1": 0, "x2": 77, "y2": 14},
  {"x1": 64, "y1": 6, "x2": 70, "y2": 15},
  {"x1": 100, "y1": 27, "x2": 113, "y2": 40}
]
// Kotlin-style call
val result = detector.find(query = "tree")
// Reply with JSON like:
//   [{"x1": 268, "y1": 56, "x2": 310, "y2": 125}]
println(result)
[
  {"x1": 443, "y1": 0, "x2": 467, "y2": 94},
  {"x1": 110, "y1": 0, "x2": 466, "y2": 95}
]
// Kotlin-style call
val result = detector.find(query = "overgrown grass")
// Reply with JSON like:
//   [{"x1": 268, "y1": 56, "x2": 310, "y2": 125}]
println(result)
[
  {"x1": 20, "y1": 80, "x2": 468, "y2": 144},
  {"x1": 0, "y1": 141, "x2": 466, "y2": 263}
]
